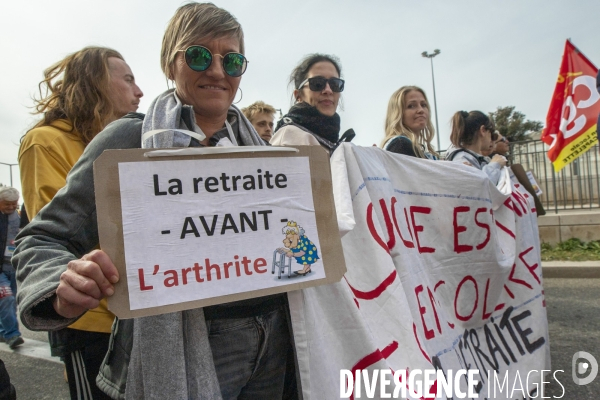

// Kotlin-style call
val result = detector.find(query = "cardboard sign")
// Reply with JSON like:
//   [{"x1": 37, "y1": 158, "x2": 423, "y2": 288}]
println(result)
[
  {"x1": 94, "y1": 146, "x2": 346, "y2": 318},
  {"x1": 526, "y1": 170, "x2": 543, "y2": 196}
]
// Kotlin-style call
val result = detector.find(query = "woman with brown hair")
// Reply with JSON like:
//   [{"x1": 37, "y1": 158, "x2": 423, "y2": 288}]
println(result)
[
  {"x1": 445, "y1": 110, "x2": 507, "y2": 184},
  {"x1": 18, "y1": 46, "x2": 142, "y2": 400},
  {"x1": 271, "y1": 53, "x2": 345, "y2": 153},
  {"x1": 380, "y1": 85, "x2": 438, "y2": 159}
]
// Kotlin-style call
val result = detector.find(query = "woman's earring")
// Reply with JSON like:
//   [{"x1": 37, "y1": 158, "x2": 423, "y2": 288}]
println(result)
[{"x1": 234, "y1": 87, "x2": 243, "y2": 104}]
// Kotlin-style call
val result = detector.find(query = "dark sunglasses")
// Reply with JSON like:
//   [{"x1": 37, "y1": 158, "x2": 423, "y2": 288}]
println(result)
[
  {"x1": 297, "y1": 76, "x2": 345, "y2": 93},
  {"x1": 180, "y1": 45, "x2": 248, "y2": 77},
  {"x1": 498, "y1": 137, "x2": 508, "y2": 143}
]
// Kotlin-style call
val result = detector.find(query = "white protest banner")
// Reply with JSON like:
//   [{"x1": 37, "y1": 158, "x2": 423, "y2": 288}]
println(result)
[
  {"x1": 288, "y1": 143, "x2": 550, "y2": 400},
  {"x1": 94, "y1": 146, "x2": 346, "y2": 318}
]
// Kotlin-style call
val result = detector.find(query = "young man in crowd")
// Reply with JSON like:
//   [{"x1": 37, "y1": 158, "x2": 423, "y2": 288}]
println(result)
[{"x1": 242, "y1": 101, "x2": 277, "y2": 142}]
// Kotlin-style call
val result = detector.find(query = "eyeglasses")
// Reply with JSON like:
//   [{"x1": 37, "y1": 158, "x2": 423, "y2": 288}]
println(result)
[
  {"x1": 179, "y1": 45, "x2": 248, "y2": 77},
  {"x1": 297, "y1": 76, "x2": 345, "y2": 93},
  {"x1": 497, "y1": 137, "x2": 508, "y2": 143}
]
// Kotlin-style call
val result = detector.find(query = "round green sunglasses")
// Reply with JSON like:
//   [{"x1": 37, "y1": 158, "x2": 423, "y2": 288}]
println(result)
[{"x1": 179, "y1": 45, "x2": 248, "y2": 77}]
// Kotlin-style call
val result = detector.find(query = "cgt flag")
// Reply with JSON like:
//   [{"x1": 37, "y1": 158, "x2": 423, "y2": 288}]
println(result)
[{"x1": 541, "y1": 40, "x2": 600, "y2": 172}]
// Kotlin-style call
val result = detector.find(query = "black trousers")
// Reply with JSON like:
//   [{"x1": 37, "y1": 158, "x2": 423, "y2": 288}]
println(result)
[{"x1": 63, "y1": 332, "x2": 112, "y2": 400}]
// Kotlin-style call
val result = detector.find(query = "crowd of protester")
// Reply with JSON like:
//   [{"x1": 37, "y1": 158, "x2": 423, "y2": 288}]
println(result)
[{"x1": 2, "y1": 2, "x2": 521, "y2": 399}]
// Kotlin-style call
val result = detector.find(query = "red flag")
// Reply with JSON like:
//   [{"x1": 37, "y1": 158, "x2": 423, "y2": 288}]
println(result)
[{"x1": 541, "y1": 40, "x2": 600, "y2": 172}]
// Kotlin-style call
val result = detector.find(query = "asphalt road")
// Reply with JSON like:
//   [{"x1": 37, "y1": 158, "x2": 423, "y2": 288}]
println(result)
[
  {"x1": 0, "y1": 322, "x2": 68, "y2": 399},
  {"x1": 0, "y1": 278, "x2": 598, "y2": 399},
  {"x1": 543, "y1": 278, "x2": 600, "y2": 399}
]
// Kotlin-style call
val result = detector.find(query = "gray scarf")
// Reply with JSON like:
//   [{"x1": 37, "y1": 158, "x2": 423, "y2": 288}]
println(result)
[
  {"x1": 126, "y1": 89, "x2": 265, "y2": 399},
  {"x1": 141, "y1": 88, "x2": 264, "y2": 149}
]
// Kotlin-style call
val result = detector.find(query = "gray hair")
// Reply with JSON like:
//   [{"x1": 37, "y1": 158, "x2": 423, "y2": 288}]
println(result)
[
  {"x1": 161, "y1": 2, "x2": 245, "y2": 80},
  {"x1": 0, "y1": 187, "x2": 19, "y2": 202},
  {"x1": 282, "y1": 222, "x2": 305, "y2": 236}
]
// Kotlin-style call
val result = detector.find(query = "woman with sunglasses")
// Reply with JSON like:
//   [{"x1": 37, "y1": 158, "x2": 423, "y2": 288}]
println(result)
[
  {"x1": 18, "y1": 46, "x2": 142, "y2": 400},
  {"x1": 445, "y1": 110, "x2": 507, "y2": 184},
  {"x1": 380, "y1": 86, "x2": 438, "y2": 159},
  {"x1": 491, "y1": 133, "x2": 510, "y2": 158},
  {"x1": 271, "y1": 53, "x2": 344, "y2": 153},
  {"x1": 268, "y1": 53, "x2": 344, "y2": 398},
  {"x1": 14, "y1": 3, "x2": 290, "y2": 399}
]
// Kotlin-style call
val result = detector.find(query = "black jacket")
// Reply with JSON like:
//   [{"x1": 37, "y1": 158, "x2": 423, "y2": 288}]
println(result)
[{"x1": 0, "y1": 213, "x2": 7, "y2": 261}]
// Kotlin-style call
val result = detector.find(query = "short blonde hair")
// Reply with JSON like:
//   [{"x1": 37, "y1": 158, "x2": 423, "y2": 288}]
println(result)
[
  {"x1": 241, "y1": 101, "x2": 276, "y2": 123},
  {"x1": 380, "y1": 86, "x2": 437, "y2": 158},
  {"x1": 161, "y1": 2, "x2": 245, "y2": 80}
]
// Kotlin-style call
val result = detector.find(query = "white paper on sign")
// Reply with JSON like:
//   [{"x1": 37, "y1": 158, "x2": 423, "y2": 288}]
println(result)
[{"x1": 118, "y1": 156, "x2": 324, "y2": 310}]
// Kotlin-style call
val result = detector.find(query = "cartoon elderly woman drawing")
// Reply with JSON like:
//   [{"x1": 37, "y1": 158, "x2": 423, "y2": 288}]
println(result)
[{"x1": 277, "y1": 221, "x2": 319, "y2": 276}]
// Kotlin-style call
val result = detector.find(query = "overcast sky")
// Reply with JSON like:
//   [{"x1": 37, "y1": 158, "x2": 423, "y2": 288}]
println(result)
[{"x1": 1, "y1": 0, "x2": 599, "y2": 192}]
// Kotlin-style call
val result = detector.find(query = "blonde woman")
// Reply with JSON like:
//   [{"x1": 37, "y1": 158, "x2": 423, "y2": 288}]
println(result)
[
  {"x1": 15, "y1": 4, "x2": 290, "y2": 398},
  {"x1": 380, "y1": 85, "x2": 438, "y2": 159}
]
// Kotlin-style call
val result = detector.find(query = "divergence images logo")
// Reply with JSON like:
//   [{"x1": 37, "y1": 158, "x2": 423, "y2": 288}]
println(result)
[{"x1": 572, "y1": 351, "x2": 598, "y2": 385}]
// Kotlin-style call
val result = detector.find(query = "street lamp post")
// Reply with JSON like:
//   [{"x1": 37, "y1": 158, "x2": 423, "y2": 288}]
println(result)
[
  {"x1": 421, "y1": 49, "x2": 441, "y2": 152},
  {"x1": 0, "y1": 162, "x2": 17, "y2": 187}
]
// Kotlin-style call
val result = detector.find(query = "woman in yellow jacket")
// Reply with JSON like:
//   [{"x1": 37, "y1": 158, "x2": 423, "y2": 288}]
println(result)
[{"x1": 19, "y1": 46, "x2": 142, "y2": 400}]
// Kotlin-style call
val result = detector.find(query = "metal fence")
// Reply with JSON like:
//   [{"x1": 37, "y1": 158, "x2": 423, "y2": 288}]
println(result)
[
  {"x1": 510, "y1": 139, "x2": 600, "y2": 213},
  {"x1": 4, "y1": 141, "x2": 599, "y2": 213}
]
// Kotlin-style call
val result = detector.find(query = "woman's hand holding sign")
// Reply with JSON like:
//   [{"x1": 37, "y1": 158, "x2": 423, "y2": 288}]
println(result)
[
  {"x1": 53, "y1": 250, "x2": 120, "y2": 318},
  {"x1": 491, "y1": 154, "x2": 507, "y2": 167}
]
